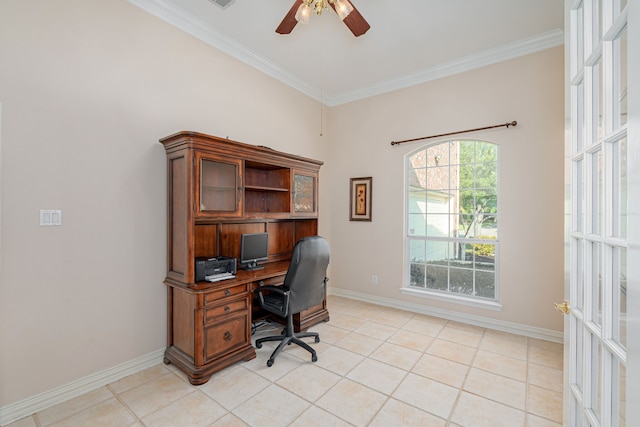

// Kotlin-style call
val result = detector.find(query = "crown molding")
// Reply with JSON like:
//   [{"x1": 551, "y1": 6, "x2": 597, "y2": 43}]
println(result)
[
  {"x1": 329, "y1": 29, "x2": 564, "y2": 106},
  {"x1": 129, "y1": 0, "x2": 563, "y2": 107}
]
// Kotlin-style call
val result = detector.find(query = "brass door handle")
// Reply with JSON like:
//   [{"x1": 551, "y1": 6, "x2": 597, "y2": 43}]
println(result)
[{"x1": 554, "y1": 300, "x2": 570, "y2": 315}]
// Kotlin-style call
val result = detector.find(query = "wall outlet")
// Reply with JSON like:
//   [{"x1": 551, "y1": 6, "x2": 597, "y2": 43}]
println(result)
[{"x1": 371, "y1": 274, "x2": 378, "y2": 285}]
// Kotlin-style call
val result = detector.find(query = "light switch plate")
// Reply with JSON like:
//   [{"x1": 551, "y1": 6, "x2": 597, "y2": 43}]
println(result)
[{"x1": 40, "y1": 209, "x2": 62, "y2": 226}]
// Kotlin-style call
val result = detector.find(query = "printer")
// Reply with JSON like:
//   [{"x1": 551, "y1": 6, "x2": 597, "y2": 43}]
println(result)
[{"x1": 195, "y1": 256, "x2": 237, "y2": 282}]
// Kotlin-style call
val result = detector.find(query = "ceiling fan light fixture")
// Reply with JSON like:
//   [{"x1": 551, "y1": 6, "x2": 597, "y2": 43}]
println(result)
[
  {"x1": 295, "y1": 1, "x2": 312, "y2": 24},
  {"x1": 276, "y1": 0, "x2": 369, "y2": 37},
  {"x1": 333, "y1": 0, "x2": 353, "y2": 20}
]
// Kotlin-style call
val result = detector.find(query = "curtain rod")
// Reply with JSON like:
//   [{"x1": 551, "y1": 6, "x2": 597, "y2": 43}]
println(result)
[{"x1": 390, "y1": 121, "x2": 518, "y2": 146}]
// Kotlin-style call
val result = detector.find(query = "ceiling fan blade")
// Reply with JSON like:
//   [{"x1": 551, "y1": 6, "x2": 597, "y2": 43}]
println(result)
[
  {"x1": 330, "y1": 1, "x2": 370, "y2": 37},
  {"x1": 276, "y1": 0, "x2": 304, "y2": 34}
]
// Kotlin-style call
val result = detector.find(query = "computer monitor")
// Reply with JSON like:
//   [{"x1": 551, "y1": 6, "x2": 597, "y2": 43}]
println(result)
[{"x1": 240, "y1": 232, "x2": 268, "y2": 270}]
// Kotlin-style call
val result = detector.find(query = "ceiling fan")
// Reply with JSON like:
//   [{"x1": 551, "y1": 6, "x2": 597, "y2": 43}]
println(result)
[{"x1": 276, "y1": 0, "x2": 370, "y2": 37}]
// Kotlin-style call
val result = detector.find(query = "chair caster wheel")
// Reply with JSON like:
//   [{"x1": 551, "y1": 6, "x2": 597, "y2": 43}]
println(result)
[
  {"x1": 256, "y1": 342, "x2": 262, "y2": 348},
  {"x1": 267, "y1": 359, "x2": 274, "y2": 367},
  {"x1": 311, "y1": 354, "x2": 317, "y2": 362},
  {"x1": 314, "y1": 336, "x2": 320, "y2": 343}
]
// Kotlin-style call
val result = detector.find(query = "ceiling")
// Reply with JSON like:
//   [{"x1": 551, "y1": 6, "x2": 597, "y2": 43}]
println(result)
[{"x1": 129, "y1": 0, "x2": 564, "y2": 106}]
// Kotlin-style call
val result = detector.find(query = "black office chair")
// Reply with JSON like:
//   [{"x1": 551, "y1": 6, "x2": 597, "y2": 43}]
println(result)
[{"x1": 254, "y1": 236, "x2": 330, "y2": 367}]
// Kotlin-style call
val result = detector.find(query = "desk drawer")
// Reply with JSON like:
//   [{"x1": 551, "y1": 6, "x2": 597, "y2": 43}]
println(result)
[
  {"x1": 204, "y1": 284, "x2": 247, "y2": 305},
  {"x1": 204, "y1": 313, "x2": 248, "y2": 362},
  {"x1": 205, "y1": 299, "x2": 247, "y2": 324}
]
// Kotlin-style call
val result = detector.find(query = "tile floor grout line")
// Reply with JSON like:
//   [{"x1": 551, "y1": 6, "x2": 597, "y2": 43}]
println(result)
[
  {"x1": 105, "y1": 383, "x2": 143, "y2": 426},
  {"x1": 445, "y1": 326, "x2": 485, "y2": 426}
]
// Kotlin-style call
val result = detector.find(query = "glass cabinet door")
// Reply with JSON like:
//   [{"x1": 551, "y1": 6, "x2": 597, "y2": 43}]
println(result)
[
  {"x1": 292, "y1": 171, "x2": 317, "y2": 216},
  {"x1": 197, "y1": 154, "x2": 242, "y2": 217}
]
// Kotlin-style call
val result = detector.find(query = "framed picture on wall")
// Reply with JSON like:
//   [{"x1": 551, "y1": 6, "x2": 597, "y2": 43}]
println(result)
[{"x1": 349, "y1": 177, "x2": 372, "y2": 221}]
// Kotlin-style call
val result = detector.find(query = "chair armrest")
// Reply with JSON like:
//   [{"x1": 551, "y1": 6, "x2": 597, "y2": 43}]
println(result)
[
  {"x1": 254, "y1": 284, "x2": 290, "y2": 317},
  {"x1": 253, "y1": 285, "x2": 288, "y2": 295}
]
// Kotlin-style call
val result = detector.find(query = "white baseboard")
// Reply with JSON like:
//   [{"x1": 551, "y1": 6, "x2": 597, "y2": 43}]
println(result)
[
  {"x1": 328, "y1": 287, "x2": 564, "y2": 343},
  {"x1": 0, "y1": 348, "x2": 165, "y2": 426}
]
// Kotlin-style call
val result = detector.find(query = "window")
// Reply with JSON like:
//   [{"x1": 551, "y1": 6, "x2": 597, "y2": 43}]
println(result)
[{"x1": 404, "y1": 140, "x2": 499, "y2": 307}]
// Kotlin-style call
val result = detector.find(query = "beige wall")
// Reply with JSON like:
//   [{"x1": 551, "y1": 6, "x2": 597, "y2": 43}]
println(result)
[
  {"x1": 327, "y1": 46, "x2": 565, "y2": 332},
  {"x1": 0, "y1": 0, "x2": 564, "y2": 409},
  {"x1": 0, "y1": 0, "x2": 330, "y2": 406}
]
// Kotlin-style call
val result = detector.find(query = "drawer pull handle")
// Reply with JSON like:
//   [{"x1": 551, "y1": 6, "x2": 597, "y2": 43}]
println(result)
[
  {"x1": 224, "y1": 331, "x2": 232, "y2": 341},
  {"x1": 224, "y1": 306, "x2": 230, "y2": 312},
  {"x1": 225, "y1": 290, "x2": 231, "y2": 296}
]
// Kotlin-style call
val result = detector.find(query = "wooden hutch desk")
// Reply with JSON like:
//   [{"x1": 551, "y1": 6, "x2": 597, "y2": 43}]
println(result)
[{"x1": 160, "y1": 131, "x2": 328, "y2": 385}]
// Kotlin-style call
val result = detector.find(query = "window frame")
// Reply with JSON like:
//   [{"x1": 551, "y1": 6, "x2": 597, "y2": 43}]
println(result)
[{"x1": 401, "y1": 139, "x2": 502, "y2": 310}]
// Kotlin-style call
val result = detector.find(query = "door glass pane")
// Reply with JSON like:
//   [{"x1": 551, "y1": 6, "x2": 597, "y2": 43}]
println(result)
[
  {"x1": 619, "y1": 361, "x2": 627, "y2": 427},
  {"x1": 593, "y1": 59, "x2": 604, "y2": 142},
  {"x1": 612, "y1": 137, "x2": 628, "y2": 238},
  {"x1": 573, "y1": 319, "x2": 584, "y2": 392},
  {"x1": 591, "y1": 150, "x2": 602, "y2": 235},
  {"x1": 574, "y1": 238, "x2": 585, "y2": 312},
  {"x1": 615, "y1": 28, "x2": 627, "y2": 128},
  {"x1": 590, "y1": 337, "x2": 602, "y2": 422},
  {"x1": 612, "y1": 247, "x2": 627, "y2": 348},
  {"x1": 591, "y1": 242, "x2": 602, "y2": 327},
  {"x1": 592, "y1": 0, "x2": 602, "y2": 44},
  {"x1": 575, "y1": 158, "x2": 584, "y2": 232},
  {"x1": 574, "y1": 6, "x2": 584, "y2": 75},
  {"x1": 575, "y1": 80, "x2": 585, "y2": 153}
]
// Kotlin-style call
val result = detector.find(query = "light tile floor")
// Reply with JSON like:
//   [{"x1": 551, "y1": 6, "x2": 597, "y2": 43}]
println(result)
[{"x1": 7, "y1": 296, "x2": 563, "y2": 427}]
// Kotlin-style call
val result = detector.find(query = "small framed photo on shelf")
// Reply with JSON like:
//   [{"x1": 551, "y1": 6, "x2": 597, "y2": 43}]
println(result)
[{"x1": 349, "y1": 177, "x2": 372, "y2": 221}]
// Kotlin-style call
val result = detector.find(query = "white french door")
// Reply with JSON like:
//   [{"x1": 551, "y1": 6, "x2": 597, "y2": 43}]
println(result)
[{"x1": 565, "y1": 0, "x2": 628, "y2": 426}]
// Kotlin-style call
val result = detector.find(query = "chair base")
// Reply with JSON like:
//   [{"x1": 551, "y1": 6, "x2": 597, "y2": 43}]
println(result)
[{"x1": 255, "y1": 315, "x2": 320, "y2": 367}]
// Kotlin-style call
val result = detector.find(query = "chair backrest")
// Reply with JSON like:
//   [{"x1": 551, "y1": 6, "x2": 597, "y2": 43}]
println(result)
[{"x1": 284, "y1": 236, "x2": 330, "y2": 315}]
